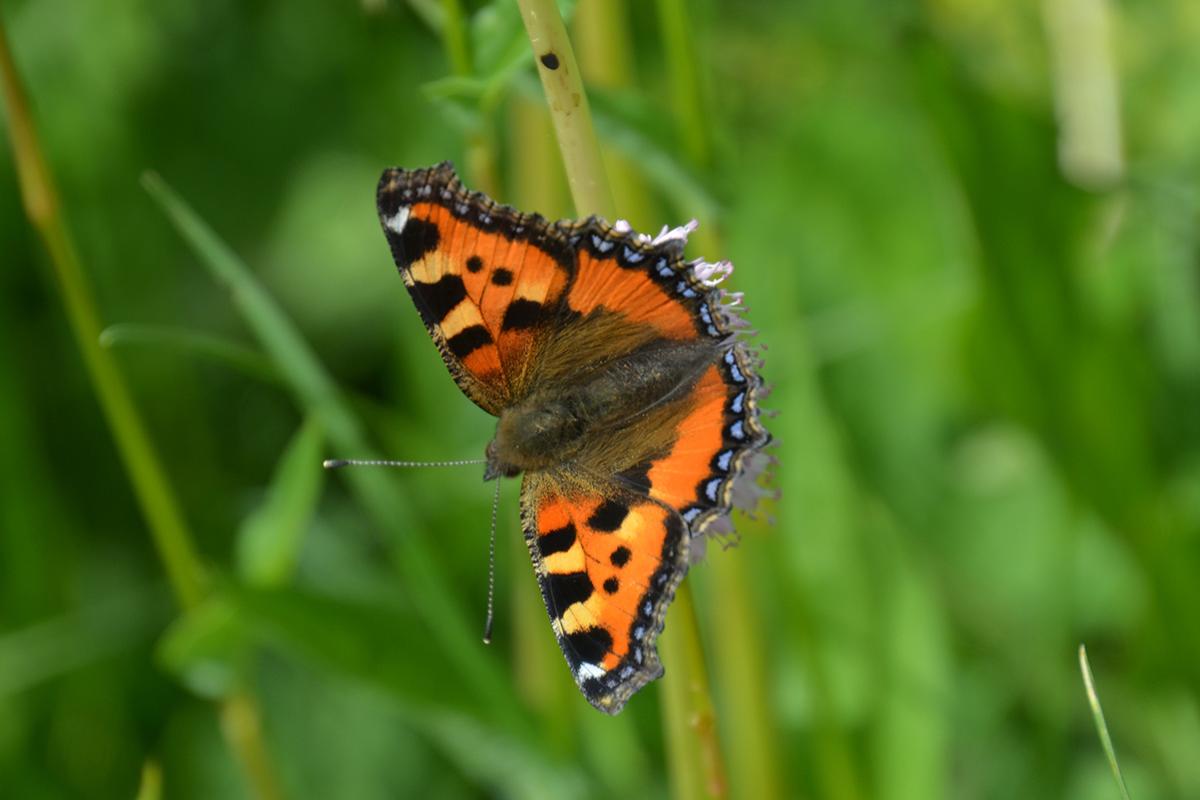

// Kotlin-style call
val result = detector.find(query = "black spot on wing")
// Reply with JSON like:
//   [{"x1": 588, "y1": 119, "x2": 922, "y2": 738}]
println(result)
[
  {"x1": 537, "y1": 523, "x2": 577, "y2": 558},
  {"x1": 446, "y1": 325, "x2": 493, "y2": 359},
  {"x1": 563, "y1": 627, "x2": 613, "y2": 666},
  {"x1": 501, "y1": 298, "x2": 544, "y2": 331},
  {"x1": 547, "y1": 571, "x2": 593, "y2": 611},
  {"x1": 602, "y1": 577, "x2": 619, "y2": 594},
  {"x1": 491, "y1": 268, "x2": 513, "y2": 286},
  {"x1": 588, "y1": 500, "x2": 628, "y2": 533},
  {"x1": 412, "y1": 274, "x2": 467, "y2": 324},
  {"x1": 610, "y1": 546, "x2": 631, "y2": 567},
  {"x1": 390, "y1": 217, "x2": 440, "y2": 269},
  {"x1": 466, "y1": 255, "x2": 484, "y2": 273}
]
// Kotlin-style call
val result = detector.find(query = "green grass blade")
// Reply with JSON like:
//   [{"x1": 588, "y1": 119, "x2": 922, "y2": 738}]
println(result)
[
  {"x1": 100, "y1": 322, "x2": 281, "y2": 384},
  {"x1": 1079, "y1": 644, "x2": 1133, "y2": 800},
  {"x1": 141, "y1": 171, "x2": 362, "y2": 447},
  {"x1": 237, "y1": 415, "x2": 326, "y2": 588},
  {"x1": 0, "y1": 586, "x2": 165, "y2": 698},
  {"x1": 659, "y1": 583, "x2": 727, "y2": 800},
  {"x1": 141, "y1": 171, "x2": 526, "y2": 734},
  {"x1": 135, "y1": 761, "x2": 163, "y2": 800},
  {"x1": 1, "y1": 22, "x2": 281, "y2": 796},
  {"x1": 1, "y1": 44, "x2": 205, "y2": 610}
]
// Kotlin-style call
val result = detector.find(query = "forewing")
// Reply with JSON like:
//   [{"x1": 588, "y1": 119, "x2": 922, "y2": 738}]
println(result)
[
  {"x1": 377, "y1": 163, "x2": 573, "y2": 414},
  {"x1": 560, "y1": 221, "x2": 774, "y2": 539}
]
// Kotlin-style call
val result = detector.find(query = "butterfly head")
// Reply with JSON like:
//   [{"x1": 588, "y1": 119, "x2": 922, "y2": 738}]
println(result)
[
  {"x1": 483, "y1": 399, "x2": 589, "y2": 482},
  {"x1": 482, "y1": 440, "x2": 521, "y2": 482}
]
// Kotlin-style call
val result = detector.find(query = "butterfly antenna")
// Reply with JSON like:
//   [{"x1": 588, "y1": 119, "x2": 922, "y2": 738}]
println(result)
[
  {"x1": 482, "y1": 478, "x2": 501, "y2": 645},
  {"x1": 323, "y1": 458, "x2": 486, "y2": 469}
]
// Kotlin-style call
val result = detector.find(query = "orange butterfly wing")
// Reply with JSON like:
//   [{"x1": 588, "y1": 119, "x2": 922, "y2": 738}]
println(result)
[
  {"x1": 522, "y1": 477, "x2": 689, "y2": 713},
  {"x1": 521, "y1": 222, "x2": 772, "y2": 714},
  {"x1": 377, "y1": 163, "x2": 574, "y2": 414}
]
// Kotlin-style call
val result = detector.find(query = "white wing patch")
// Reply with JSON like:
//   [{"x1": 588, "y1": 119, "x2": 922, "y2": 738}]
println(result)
[
  {"x1": 385, "y1": 206, "x2": 411, "y2": 234},
  {"x1": 575, "y1": 662, "x2": 606, "y2": 681}
]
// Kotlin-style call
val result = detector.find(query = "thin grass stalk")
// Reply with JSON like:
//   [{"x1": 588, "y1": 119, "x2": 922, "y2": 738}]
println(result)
[
  {"x1": 1079, "y1": 645, "x2": 1133, "y2": 800},
  {"x1": 651, "y1": 2, "x2": 788, "y2": 797},
  {"x1": 515, "y1": 2, "x2": 727, "y2": 796},
  {"x1": 135, "y1": 761, "x2": 163, "y2": 800},
  {"x1": 0, "y1": 18, "x2": 282, "y2": 800},
  {"x1": 507, "y1": 90, "x2": 653, "y2": 782},
  {"x1": 515, "y1": 0, "x2": 614, "y2": 219},
  {"x1": 439, "y1": 0, "x2": 470, "y2": 76},
  {"x1": 705, "y1": 553, "x2": 784, "y2": 799},
  {"x1": 659, "y1": 583, "x2": 727, "y2": 799},
  {"x1": 438, "y1": 0, "x2": 499, "y2": 195},
  {"x1": 220, "y1": 689, "x2": 286, "y2": 800},
  {"x1": 0, "y1": 22, "x2": 204, "y2": 613},
  {"x1": 506, "y1": 94, "x2": 577, "y2": 736},
  {"x1": 654, "y1": 0, "x2": 709, "y2": 168},
  {"x1": 99, "y1": 323, "x2": 280, "y2": 385},
  {"x1": 572, "y1": 0, "x2": 655, "y2": 229},
  {"x1": 140, "y1": 172, "x2": 526, "y2": 736}
]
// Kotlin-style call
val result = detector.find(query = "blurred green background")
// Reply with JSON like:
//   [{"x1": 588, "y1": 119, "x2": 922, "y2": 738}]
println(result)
[{"x1": 3, "y1": 0, "x2": 1200, "y2": 798}]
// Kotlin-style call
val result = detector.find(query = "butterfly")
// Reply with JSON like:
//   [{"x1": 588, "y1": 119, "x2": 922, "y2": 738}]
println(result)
[{"x1": 376, "y1": 162, "x2": 772, "y2": 714}]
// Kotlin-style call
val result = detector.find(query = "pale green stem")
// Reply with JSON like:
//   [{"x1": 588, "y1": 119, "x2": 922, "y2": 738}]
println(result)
[
  {"x1": 0, "y1": 20, "x2": 204, "y2": 612},
  {"x1": 0, "y1": 16, "x2": 282, "y2": 800},
  {"x1": 513, "y1": 4, "x2": 727, "y2": 796},
  {"x1": 516, "y1": 0, "x2": 614, "y2": 219},
  {"x1": 135, "y1": 761, "x2": 163, "y2": 800},
  {"x1": 706, "y1": 554, "x2": 785, "y2": 800},
  {"x1": 220, "y1": 690, "x2": 286, "y2": 800},
  {"x1": 659, "y1": 583, "x2": 727, "y2": 800},
  {"x1": 655, "y1": 0, "x2": 709, "y2": 168},
  {"x1": 439, "y1": 0, "x2": 470, "y2": 76},
  {"x1": 572, "y1": 0, "x2": 654, "y2": 229},
  {"x1": 435, "y1": 0, "x2": 497, "y2": 196},
  {"x1": 651, "y1": 2, "x2": 785, "y2": 796},
  {"x1": 506, "y1": 94, "x2": 576, "y2": 734}
]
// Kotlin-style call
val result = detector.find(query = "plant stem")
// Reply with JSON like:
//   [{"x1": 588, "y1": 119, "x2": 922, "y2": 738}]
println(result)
[
  {"x1": 655, "y1": 0, "x2": 710, "y2": 168},
  {"x1": 439, "y1": 0, "x2": 470, "y2": 76},
  {"x1": 514, "y1": 3, "x2": 728, "y2": 794},
  {"x1": 659, "y1": 583, "x2": 727, "y2": 800},
  {"x1": 437, "y1": 0, "x2": 498, "y2": 195},
  {"x1": 0, "y1": 18, "x2": 281, "y2": 800},
  {"x1": 706, "y1": 552, "x2": 784, "y2": 799},
  {"x1": 511, "y1": 0, "x2": 724, "y2": 791},
  {"x1": 0, "y1": 20, "x2": 204, "y2": 612},
  {"x1": 507, "y1": 93, "x2": 576, "y2": 733},
  {"x1": 516, "y1": 0, "x2": 614, "y2": 219},
  {"x1": 142, "y1": 171, "x2": 524, "y2": 736},
  {"x1": 220, "y1": 690, "x2": 286, "y2": 800},
  {"x1": 652, "y1": 2, "x2": 785, "y2": 796},
  {"x1": 572, "y1": 0, "x2": 655, "y2": 229}
]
